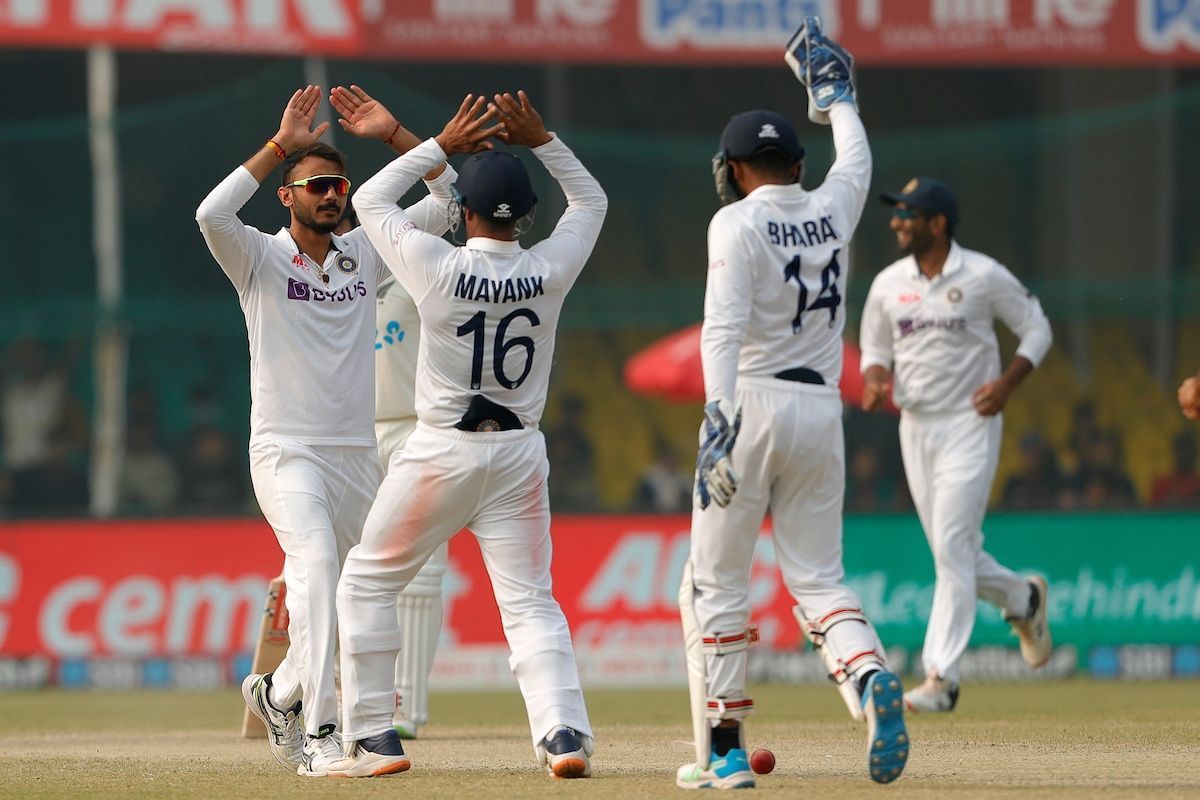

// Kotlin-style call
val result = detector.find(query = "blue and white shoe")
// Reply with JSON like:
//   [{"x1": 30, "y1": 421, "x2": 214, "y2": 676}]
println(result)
[
  {"x1": 537, "y1": 725, "x2": 593, "y2": 779},
  {"x1": 676, "y1": 748, "x2": 755, "y2": 790},
  {"x1": 863, "y1": 671, "x2": 909, "y2": 784}
]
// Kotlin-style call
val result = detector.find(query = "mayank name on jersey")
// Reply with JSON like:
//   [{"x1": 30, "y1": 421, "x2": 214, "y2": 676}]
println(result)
[
  {"x1": 766, "y1": 215, "x2": 839, "y2": 249},
  {"x1": 454, "y1": 272, "x2": 546, "y2": 304}
]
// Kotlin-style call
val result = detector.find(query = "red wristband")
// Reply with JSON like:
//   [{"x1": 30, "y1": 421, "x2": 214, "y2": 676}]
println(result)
[
  {"x1": 385, "y1": 122, "x2": 401, "y2": 145},
  {"x1": 265, "y1": 140, "x2": 286, "y2": 160}
]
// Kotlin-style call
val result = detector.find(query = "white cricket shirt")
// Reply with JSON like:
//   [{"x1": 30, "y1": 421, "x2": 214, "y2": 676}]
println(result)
[
  {"x1": 858, "y1": 241, "x2": 1053, "y2": 414},
  {"x1": 701, "y1": 103, "x2": 871, "y2": 407},
  {"x1": 375, "y1": 275, "x2": 420, "y2": 423},
  {"x1": 196, "y1": 165, "x2": 456, "y2": 446},
  {"x1": 353, "y1": 136, "x2": 607, "y2": 429}
]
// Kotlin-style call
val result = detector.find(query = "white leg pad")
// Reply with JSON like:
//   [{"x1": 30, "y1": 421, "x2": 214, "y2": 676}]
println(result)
[
  {"x1": 680, "y1": 561, "x2": 757, "y2": 767},
  {"x1": 796, "y1": 606, "x2": 888, "y2": 722},
  {"x1": 395, "y1": 545, "x2": 447, "y2": 728}
]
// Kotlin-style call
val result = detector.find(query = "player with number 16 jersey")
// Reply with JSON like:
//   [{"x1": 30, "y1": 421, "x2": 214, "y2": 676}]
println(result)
[{"x1": 330, "y1": 91, "x2": 606, "y2": 780}]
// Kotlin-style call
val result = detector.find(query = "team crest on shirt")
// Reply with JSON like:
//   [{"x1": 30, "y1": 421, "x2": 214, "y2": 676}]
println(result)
[
  {"x1": 947, "y1": 287, "x2": 963, "y2": 303},
  {"x1": 336, "y1": 254, "x2": 358, "y2": 275}
]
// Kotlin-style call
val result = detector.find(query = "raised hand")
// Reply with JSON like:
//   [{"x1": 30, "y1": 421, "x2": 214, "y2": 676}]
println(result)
[
  {"x1": 434, "y1": 94, "x2": 503, "y2": 157},
  {"x1": 491, "y1": 91, "x2": 552, "y2": 148},
  {"x1": 273, "y1": 85, "x2": 330, "y2": 153},
  {"x1": 330, "y1": 84, "x2": 402, "y2": 143}
]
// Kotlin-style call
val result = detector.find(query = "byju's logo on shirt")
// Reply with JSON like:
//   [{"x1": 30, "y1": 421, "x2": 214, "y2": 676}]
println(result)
[
  {"x1": 287, "y1": 278, "x2": 367, "y2": 303},
  {"x1": 287, "y1": 277, "x2": 311, "y2": 301}
]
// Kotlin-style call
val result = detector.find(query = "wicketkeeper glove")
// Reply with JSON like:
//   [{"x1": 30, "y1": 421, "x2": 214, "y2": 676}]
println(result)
[
  {"x1": 784, "y1": 16, "x2": 857, "y2": 125},
  {"x1": 694, "y1": 400, "x2": 742, "y2": 510}
]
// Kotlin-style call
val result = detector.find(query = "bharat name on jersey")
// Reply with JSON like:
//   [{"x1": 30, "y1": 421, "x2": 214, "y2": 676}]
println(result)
[{"x1": 700, "y1": 104, "x2": 872, "y2": 407}]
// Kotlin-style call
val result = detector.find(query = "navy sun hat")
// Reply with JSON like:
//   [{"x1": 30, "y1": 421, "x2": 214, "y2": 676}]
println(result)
[
  {"x1": 880, "y1": 177, "x2": 960, "y2": 226},
  {"x1": 719, "y1": 110, "x2": 805, "y2": 162},
  {"x1": 455, "y1": 151, "x2": 537, "y2": 222}
]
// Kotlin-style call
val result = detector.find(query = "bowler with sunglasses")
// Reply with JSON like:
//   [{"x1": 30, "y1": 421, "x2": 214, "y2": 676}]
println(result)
[
  {"x1": 195, "y1": 85, "x2": 460, "y2": 777},
  {"x1": 859, "y1": 178, "x2": 1055, "y2": 713}
]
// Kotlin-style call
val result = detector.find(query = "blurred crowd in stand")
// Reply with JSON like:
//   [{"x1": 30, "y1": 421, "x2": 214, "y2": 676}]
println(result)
[{"x1": 2, "y1": 337, "x2": 1198, "y2": 518}]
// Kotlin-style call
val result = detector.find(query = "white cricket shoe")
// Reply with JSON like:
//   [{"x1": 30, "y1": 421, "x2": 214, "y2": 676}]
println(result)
[
  {"x1": 863, "y1": 671, "x2": 909, "y2": 784},
  {"x1": 392, "y1": 693, "x2": 419, "y2": 740},
  {"x1": 536, "y1": 725, "x2": 593, "y2": 779},
  {"x1": 324, "y1": 729, "x2": 412, "y2": 778},
  {"x1": 241, "y1": 672, "x2": 304, "y2": 770},
  {"x1": 1005, "y1": 575, "x2": 1053, "y2": 668},
  {"x1": 903, "y1": 674, "x2": 959, "y2": 713},
  {"x1": 297, "y1": 732, "x2": 345, "y2": 777}
]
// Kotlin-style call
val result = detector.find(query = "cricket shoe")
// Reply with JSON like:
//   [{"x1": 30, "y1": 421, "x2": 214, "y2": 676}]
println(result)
[
  {"x1": 241, "y1": 672, "x2": 304, "y2": 771},
  {"x1": 1005, "y1": 575, "x2": 1053, "y2": 668},
  {"x1": 325, "y1": 729, "x2": 412, "y2": 778},
  {"x1": 392, "y1": 694, "x2": 418, "y2": 740},
  {"x1": 675, "y1": 749, "x2": 755, "y2": 790},
  {"x1": 863, "y1": 671, "x2": 908, "y2": 784},
  {"x1": 297, "y1": 729, "x2": 345, "y2": 777},
  {"x1": 536, "y1": 725, "x2": 593, "y2": 779},
  {"x1": 392, "y1": 716, "x2": 418, "y2": 740},
  {"x1": 903, "y1": 674, "x2": 959, "y2": 713}
]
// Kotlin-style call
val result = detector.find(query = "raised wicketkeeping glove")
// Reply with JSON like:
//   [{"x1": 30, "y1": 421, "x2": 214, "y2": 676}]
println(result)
[
  {"x1": 784, "y1": 16, "x2": 857, "y2": 125},
  {"x1": 694, "y1": 400, "x2": 742, "y2": 510}
]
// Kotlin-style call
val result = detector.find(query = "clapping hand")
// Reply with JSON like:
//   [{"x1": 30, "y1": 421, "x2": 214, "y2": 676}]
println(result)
[
  {"x1": 329, "y1": 84, "x2": 402, "y2": 143},
  {"x1": 273, "y1": 85, "x2": 330, "y2": 153},
  {"x1": 491, "y1": 91, "x2": 553, "y2": 149},
  {"x1": 434, "y1": 95, "x2": 503, "y2": 157}
]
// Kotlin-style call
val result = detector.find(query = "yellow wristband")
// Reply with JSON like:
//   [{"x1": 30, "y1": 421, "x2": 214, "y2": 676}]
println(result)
[{"x1": 265, "y1": 140, "x2": 286, "y2": 160}]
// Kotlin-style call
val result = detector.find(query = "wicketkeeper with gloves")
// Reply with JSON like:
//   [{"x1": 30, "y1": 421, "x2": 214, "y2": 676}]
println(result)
[{"x1": 676, "y1": 18, "x2": 909, "y2": 789}]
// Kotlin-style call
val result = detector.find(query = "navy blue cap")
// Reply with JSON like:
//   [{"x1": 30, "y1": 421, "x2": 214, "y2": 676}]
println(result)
[
  {"x1": 455, "y1": 151, "x2": 537, "y2": 222},
  {"x1": 880, "y1": 177, "x2": 959, "y2": 226},
  {"x1": 718, "y1": 110, "x2": 804, "y2": 162}
]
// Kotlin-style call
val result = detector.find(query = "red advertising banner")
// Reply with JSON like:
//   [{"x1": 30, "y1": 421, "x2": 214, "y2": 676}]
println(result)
[
  {"x1": 0, "y1": 516, "x2": 795, "y2": 661},
  {"x1": 0, "y1": 0, "x2": 1197, "y2": 64},
  {"x1": 0, "y1": 0, "x2": 362, "y2": 55}
]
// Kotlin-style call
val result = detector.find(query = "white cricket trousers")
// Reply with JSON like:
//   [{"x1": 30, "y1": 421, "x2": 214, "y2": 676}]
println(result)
[
  {"x1": 249, "y1": 439, "x2": 383, "y2": 736},
  {"x1": 690, "y1": 378, "x2": 881, "y2": 698},
  {"x1": 899, "y1": 409, "x2": 1031, "y2": 684},
  {"x1": 337, "y1": 423, "x2": 590, "y2": 745},
  {"x1": 376, "y1": 416, "x2": 448, "y2": 717}
]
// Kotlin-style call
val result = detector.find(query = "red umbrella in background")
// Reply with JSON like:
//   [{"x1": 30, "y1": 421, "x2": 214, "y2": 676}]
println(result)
[{"x1": 623, "y1": 323, "x2": 898, "y2": 413}]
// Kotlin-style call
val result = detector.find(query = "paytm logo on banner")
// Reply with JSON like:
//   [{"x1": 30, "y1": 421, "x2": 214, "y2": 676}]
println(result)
[
  {"x1": 641, "y1": 0, "x2": 834, "y2": 48},
  {"x1": 1138, "y1": 0, "x2": 1200, "y2": 50}
]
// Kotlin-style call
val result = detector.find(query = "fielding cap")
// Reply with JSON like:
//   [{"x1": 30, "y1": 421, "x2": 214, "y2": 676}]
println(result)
[
  {"x1": 880, "y1": 177, "x2": 960, "y2": 226},
  {"x1": 455, "y1": 151, "x2": 537, "y2": 222},
  {"x1": 719, "y1": 110, "x2": 805, "y2": 162}
]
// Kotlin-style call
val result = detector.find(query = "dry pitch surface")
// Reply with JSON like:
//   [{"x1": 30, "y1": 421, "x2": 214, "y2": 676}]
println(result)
[{"x1": 1, "y1": 680, "x2": 1197, "y2": 799}]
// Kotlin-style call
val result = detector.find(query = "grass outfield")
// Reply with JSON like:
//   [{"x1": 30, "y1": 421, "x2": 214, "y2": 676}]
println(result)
[{"x1": 1, "y1": 679, "x2": 1197, "y2": 799}]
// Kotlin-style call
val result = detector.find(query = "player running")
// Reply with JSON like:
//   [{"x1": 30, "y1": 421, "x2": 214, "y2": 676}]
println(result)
[
  {"x1": 195, "y1": 86, "x2": 457, "y2": 777},
  {"x1": 859, "y1": 177, "x2": 1054, "y2": 713},
  {"x1": 326, "y1": 90, "x2": 606, "y2": 779},
  {"x1": 678, "y1": 19, "x2": 908, "y2": 789}
]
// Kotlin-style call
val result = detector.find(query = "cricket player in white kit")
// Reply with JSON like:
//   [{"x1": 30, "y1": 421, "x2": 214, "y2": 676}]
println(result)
[
  {"x1": 859, "y1": 177, "x2": 1054, "y2": 712},
  {"x1": 374, "y1": 273, "x2": 449, "y2": 740},
  {"x1": 677, "y1": 19, "x2": 908, "y2": 789},
  {"x1": 195, "y1": 86, "x2": 457, "y2": 776},
  {"x1": 325, "y1": 90, "x2": 606, "y2": 779}
]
